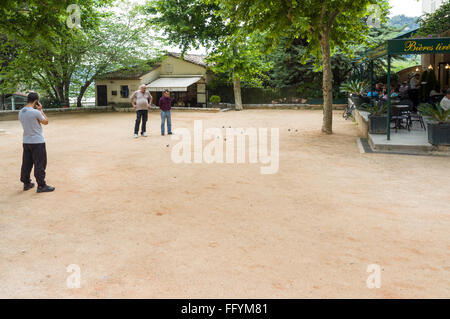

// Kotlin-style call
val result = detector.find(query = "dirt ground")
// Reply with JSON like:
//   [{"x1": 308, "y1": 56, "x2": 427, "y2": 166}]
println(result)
[{"x1": 0, "y1": 110, "x2": 449, "y2": 298}]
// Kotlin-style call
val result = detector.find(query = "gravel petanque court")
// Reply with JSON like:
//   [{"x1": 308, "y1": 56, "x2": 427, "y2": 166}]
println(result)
[{"x1": 0, "y1": 110, "x2": 449, "y2": 298}]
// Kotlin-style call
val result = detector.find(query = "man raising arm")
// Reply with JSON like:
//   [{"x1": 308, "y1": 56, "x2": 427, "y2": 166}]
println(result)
[
  {"x1": 36, "y1": 100, "x2": 49, "y2": 125},
  {"x1": 18, "y1": 92, "x2": 55, "y2": 193}
]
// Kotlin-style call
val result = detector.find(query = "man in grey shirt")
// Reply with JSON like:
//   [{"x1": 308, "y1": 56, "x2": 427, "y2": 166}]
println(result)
[
  {"x1": 130, "y1": 84, "x2": 152, "y2": 138},
  {"x1": 18, "y1": 92, "x2": 55, "y2": 193}
]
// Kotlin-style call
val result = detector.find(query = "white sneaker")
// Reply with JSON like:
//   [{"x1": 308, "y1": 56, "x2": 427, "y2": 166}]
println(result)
[
  {"x1": 142, "y1": 132, "x2": 147, "y2": 137},
  {"x1": 134, "y1": 134, "x2": 139, "y2": 138}
]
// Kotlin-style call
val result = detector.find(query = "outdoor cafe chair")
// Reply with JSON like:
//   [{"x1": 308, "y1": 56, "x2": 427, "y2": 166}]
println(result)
[
  {"x1": 393, "y1": 99, "x2": 426, "y2": 131},
  {"x1": 428, "y1": 94, "x2": 445, "y2": 107},
  {"x1": 390, "y1": 104, "x2": 410, "y2": 132},
  {"x1": 410, "y1": 108, "x2": 426, "y2": 130}
]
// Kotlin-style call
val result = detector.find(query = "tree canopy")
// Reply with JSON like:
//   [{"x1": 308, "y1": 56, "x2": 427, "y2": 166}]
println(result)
[
  {"x1": 0, "y1": 1, "x2": 162, "y2": 106},
  {"x1": 418, "y1": 0, "x2": 450, "y2": 36},
  {"x1": 211, "y1": 0, "x2": 389, "y2": 133},
  {"x1": 145, "y1": 0, "x2": 270, "y2": 110},
  {"x1": 0, "y1": 0, "x2": 111, "y2": 43}
]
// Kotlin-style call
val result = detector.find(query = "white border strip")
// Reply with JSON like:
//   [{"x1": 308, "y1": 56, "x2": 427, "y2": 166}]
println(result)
[{"x1": 356, "y1": 138, "x2": 365, "y2": 154}]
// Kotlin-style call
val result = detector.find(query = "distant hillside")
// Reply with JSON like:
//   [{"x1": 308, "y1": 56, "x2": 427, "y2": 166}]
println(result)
[{"x1": 389, "y1": 15, "x2": 420, "y2": 32}]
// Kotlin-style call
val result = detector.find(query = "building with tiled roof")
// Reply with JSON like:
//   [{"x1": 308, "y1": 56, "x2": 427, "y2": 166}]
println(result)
[{"x1": 94, "y1": 52, "x2": 211, "y2": 108}]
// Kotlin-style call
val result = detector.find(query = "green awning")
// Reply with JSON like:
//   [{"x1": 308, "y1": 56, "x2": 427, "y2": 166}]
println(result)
[
  {"x1": 354, "y1": 28, "x2": 420, "y2": 63},
  {"x1": 355, "y1": 35, "x2": 450, "y2": 63},
  {"x1": 387, "y1": 37, "x2": 450, "y2": 55},
  {"x1": 351, "y1": 28, "x2": 450, "y2": 142}
]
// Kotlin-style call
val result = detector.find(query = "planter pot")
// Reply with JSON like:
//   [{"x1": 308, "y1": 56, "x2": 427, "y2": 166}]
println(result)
[
  {"x1": 427, "y1": 123, "x2": 450, "y2": 145},
  {"x1": 351, "y1": 95, "x2": 363, "y2": 108},
  {"x1": 306, "y1": 98, "x2": 347, "y2": 105},
  {"x1": 333, "y1": 98, "x2": 347, "y2": 104},
  {"x1": 306, "y1": 98, "x2": 323, "y2": 104},
  {"x1": 368, "y1": 115, "x2": 387, "y2": 134}
]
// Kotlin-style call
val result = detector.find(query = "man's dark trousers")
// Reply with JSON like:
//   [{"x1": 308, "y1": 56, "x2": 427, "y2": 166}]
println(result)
[
  {"x1": 20, "y1": 143, "x2": 47, "y2": 187},
  {"x1": 134, "y1": 110, "x2": 148, "y2": 134},
  {"x1": 409, "y1": 89, "x2": 420, "y2": 112}
]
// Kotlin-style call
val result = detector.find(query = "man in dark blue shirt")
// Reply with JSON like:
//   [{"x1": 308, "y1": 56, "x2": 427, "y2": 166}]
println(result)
[{"x1": 158, "y1": 90, "x2": 172, "y2": 136}]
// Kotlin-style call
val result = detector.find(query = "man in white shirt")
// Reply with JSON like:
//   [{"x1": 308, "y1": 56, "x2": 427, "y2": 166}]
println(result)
[
  {"x1": 130, "y1": 84, "x2": 152, "y2": 138},
  {"x1": 440, "y1": 89, "x2": 450, "y2": 111},
  {"x1": 409, "y1": 73, "x2": 421, "y2": 111},
  {"x1": 409, "y1": 73, "x2": 420, "y2": 89}
]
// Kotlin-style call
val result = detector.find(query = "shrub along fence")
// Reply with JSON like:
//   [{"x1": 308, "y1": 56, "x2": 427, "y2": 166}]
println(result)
[{"x1": 209, "y1": 85, "x2": 347, "y2": 105}]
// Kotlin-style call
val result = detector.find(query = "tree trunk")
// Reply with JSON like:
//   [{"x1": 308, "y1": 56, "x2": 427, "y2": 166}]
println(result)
[
  {"x1": 320, "y1": 28, "x2": 333, "y2": 134},
  {"x1": 56, "y1": 85, "x2": 65, "y2": 107},
  {"x1": 64, "y1": 80, "x2": 70, "y2": 107},
  {"x1": 77, "y1": 80, "x2": 93, "y2": 108},
  {"x1": 233, "y1": 73, "x2": 243, "y2": 111}
]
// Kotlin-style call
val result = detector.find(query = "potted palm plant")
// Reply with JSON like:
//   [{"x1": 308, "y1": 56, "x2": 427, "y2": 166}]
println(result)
[
  {"x1": 419, "y1": 103, "x2": 450, "y2": 145},
  {"x1": 359, "y1": 101, "x2": 388, "y2": 134},
  {"x1": 340, "y1": 80, "x2": 366, "y2": 108}
]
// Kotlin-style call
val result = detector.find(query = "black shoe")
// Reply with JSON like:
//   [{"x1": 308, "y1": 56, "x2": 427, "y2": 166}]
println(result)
[
  {"x1": 168, "y1": 132, "x2": 173, "y2": 135},
  {"x1": 161, "y1": 133, "x2": 165, "y2": 136},
  {"x1": 37, "y1": 185, "x2": 55, "y2": 193},
  {"x1": 23, "y1": 182, "x2": 35, "y2": 191}
]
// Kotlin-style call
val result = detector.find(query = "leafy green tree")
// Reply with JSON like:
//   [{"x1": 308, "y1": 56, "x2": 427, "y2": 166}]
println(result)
[
  {"x1": 145, "y1": 0, "x2": 270, "y2": 110},
  {"x1": 418, "y1": 0, "x2": 450, "y2": 36},
  {"x1": 0, "y1": 33, "x2": 19, "y2": 109},
  {"x1": 0, "y1": 34, "x2": 18, "y2": 89},
  {"x1": 0, "y1": 0, "x2": 111, "y2": 43},
  {"x1": 212, "y1": 0, "x2": 389, "y2": 133},
  {"x1": 265, "y1": 37, "x2": 355, "y2": 97},
  {"x1": 0, "y1": 1, "x2": 161, "y2": 107},
  {"x1": 0, "y1": 0, "x2": 109, "y2": 103},
  {"x1": 69, "y1": 2, "x2": 163, "y2": 107},
  {"x1": 360, "y1": 20, "x2": 410, "y2": 82},
  {"x1": 206, "y1": 33, "x2": 271, "y2": 109}
]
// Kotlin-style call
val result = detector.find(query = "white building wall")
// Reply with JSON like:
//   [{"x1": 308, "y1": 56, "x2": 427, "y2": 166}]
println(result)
[
  {"x1": 159, "y1": 56, "x2": 207, "y2": 77},
  {"x1": 95, "y1": 79, "x2": 142, "y2": 105},
  {"x1": 422, "y1": 0, "x2": 445, "y2": 14}
]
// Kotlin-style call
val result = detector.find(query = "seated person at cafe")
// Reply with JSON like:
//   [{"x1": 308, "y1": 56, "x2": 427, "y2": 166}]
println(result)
[
  {"x1": 375, "y1": 83, "x2": 384, "y2": 95},
  {"x1": 367, "y1": 90, "x2": 379, "y2": 97},
  {"x1": 391, "y1": 86, "x2": 400, "y2": 98},
  {"x1": 430, "y1": 87, "x2": 442, "y2": 97},
  {"x1": 379, "y1": 85, "x2": 395, "y2": 100},
  {"x1": 440, "y1": 89, "x2": 450, "y2": 111}
]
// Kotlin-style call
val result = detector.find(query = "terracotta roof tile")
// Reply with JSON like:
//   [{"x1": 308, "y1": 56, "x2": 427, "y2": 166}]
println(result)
[
  {"x1": 97, "y1": 53, "x2": 207, "y2": 80},
  {"x1": 168, "y1": 52, "x2": 207, "y2": 67}
]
